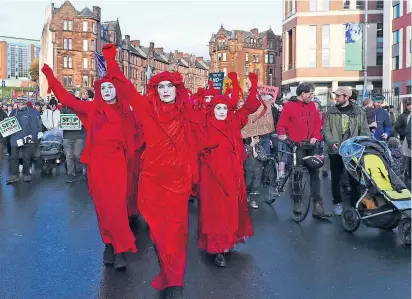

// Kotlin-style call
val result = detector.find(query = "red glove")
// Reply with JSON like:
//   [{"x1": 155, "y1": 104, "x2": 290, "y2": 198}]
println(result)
[
  {"x1": 228, "y1": 72, "x2": 238, "y2": 85},
  {"x1": 248, "y1": 72, "x2": 258, "y2": 88},
  {"x1": 41, "y1": 64, "x2": 54, "y2": 77},
  {"x1": 102, "y1": 43, "x2": 117, "y2": 61}
]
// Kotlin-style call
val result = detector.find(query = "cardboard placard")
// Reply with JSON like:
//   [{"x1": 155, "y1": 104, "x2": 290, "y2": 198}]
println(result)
[
  {"x1": 0, "y1": 116, "x2": 22, "y2": 137},
  {"x1": 59, "y1": 114, "x2": 82, "y2": 130},
  {"x1": 241, "y1": 85, "x2": 280, "y2": 138}
]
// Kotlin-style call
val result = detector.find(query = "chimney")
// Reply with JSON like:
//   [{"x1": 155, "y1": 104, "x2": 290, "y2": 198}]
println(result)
[
  {"x1": 155, "y1": 47, "x2": 164, "y2": 54},
  {"x1": 196, "y1": 57, "x2": 203, "y2": 62},
  {"x1": 150, "y1": 42, "x2": 154, "y2": 49},
  {"x1": 125, "y1": 35, "x2": 130, "y2": 47},
  {"x1": 92, "y1": 6, "x2": 101, "y2": 21},
  {"x1": 131, "y1": 40, "x2": 140, "y2": 47}
]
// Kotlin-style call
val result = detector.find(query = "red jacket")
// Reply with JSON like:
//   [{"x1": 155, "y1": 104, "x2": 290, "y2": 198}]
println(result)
[{"x1": 276, "y1": 98, "x2": 322, "y2": 142}]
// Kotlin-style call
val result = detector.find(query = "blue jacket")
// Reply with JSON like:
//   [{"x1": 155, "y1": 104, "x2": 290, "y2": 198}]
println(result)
[
  {"x1": 9, "y1": 107, "x2": 40, "y2": 146},
  {"x1": 373, "y1": 108, "x2": 391, "y2": 140}
]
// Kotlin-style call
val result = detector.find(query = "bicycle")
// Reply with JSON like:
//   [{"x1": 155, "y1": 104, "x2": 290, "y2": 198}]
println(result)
[{"x1": 263, "y1": 137, "x2": 318, "y2": 222}]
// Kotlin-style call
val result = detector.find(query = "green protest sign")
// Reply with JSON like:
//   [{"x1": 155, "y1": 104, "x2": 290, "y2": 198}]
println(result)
[
  {"x1": 59, "y1": 114, "x2": 82, "y2": 130},
  {"x1": 0, "y1": 116, "x2": 22, "y2": 137}
]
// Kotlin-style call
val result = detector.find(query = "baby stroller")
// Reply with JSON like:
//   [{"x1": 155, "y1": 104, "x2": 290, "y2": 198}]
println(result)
[
  {"x1": 39, "y1": 128, "x2": 65, "y2": 175},
  {"x1": 339, "y1": 136, "x2": 411, "y2": 244}
]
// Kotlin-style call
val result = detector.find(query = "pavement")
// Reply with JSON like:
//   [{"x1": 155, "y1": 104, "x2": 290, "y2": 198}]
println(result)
[{"x1": 0, "y1": 164, "x2": 410, "y2": 299}]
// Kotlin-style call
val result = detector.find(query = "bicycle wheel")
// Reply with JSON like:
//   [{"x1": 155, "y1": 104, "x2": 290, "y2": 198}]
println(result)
[{"x1": 289, "y1": 167, "x2": 311, "y2": 222}]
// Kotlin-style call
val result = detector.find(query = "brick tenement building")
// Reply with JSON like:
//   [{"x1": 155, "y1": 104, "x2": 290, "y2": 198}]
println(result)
[
  {"x1": 282, "y1": 0, "x2": 384, "y2": 102},
  {"x1": 209, "y1": 26, "x2": 282, "y2": 92},
  {"x1": 39, "y1": 1, "x2": 100, "y2": 98}
]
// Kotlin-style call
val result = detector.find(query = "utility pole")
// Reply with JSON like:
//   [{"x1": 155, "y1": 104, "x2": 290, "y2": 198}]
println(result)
[{"x1": 362, "y1": 0, "x2": 369, "y2": 101}]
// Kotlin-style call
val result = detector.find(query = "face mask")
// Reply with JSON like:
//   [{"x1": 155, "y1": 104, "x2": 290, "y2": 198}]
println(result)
[
  {"x1": 100, "y1": 82, "x2": 117, "y2": 103},
  {"x1": 157, "y1": 81, "x2": 176, "y2": 103},
  {"x1": 214, "y1": 104, "x2": 228, "y2": 120},
  {"x1": 205, "y1": 96, "x2": 213, "y2": 103}
]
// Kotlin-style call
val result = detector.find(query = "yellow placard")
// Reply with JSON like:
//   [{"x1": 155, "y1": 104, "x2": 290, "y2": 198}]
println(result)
[{"x1": 222, "y1": 77, "x2": 244, "y2": 99}]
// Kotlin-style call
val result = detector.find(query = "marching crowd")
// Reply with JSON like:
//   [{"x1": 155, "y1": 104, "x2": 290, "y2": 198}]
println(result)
[{"x1": 0, "y1": 42, "x2": 411, "y2": 299}]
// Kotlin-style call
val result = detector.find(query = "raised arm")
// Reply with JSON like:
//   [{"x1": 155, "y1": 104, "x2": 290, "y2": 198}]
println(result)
[
  {"x1": 234, "y1": 72, "x2": 261, "y2": 128},
  {"x1": 41, "y1": 64, "x2": 92, "y2": 115},
  {"x1": 102, "y1": 44, "x2": 147, "y2": 117}
]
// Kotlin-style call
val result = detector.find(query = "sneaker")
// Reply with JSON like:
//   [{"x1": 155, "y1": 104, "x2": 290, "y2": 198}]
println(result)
[
  {"x1": 103, "y1": 244, "x2": 115, "y2": 265},
  {"x1": 114, "y1": 253, "x2": 127, "y2": 270},
  {"x1": 214, "y1": 253, "x2": 227, "y2": 267},
  {"x1": 250, "y1": 200, "x2": 259, "y2": 209},
  {"x1": 66, "y1": 175, "x2": 76, "y2": 183},
  {"x1": 164, "y1": 286, "x2": 185, "y2": 299},
  {"x1": 6, "y1": 175, "x2": 20, "y2": 185},
  {"x1": 333, "y1": 203, "x2": 343, "y2": 216},
  {"x1": 312, "y1": 201, "x2": 332, "y2": 218}
]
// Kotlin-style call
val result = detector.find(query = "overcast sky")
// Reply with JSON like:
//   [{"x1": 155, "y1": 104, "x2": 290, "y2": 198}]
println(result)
[{"x1": 0, "y1": 0, "x2": 283, "y2": 58}]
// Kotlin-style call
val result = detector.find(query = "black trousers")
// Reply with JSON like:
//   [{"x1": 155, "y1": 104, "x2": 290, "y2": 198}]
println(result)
[
  {"x1": 245, "y1": 165, "x2": 263, "y2": 201},
  {"x1": 329, "y1": 154, "x2": 360, "y2": 206},
  {"x1": 295, "y1": 147, "x2": 322, "y2": 202},
  {"x1": 9, "y1": 144, "x2": 35, "y2": 176}
]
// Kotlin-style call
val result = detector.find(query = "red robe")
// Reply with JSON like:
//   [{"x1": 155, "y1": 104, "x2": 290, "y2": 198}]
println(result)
[
  {"x1": 42, "y1": 65, "x2": 137, "y2": 254},
  {"x1": 198, "y1": 84, "x2": 260, "y2": 253},
  {"x1": 104, "y1": 46, "x2": 201, "y2": 290}
]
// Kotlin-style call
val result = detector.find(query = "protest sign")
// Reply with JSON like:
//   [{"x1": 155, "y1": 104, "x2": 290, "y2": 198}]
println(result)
[
  {"x1": 222, "y1": 77, "x2": 244, "y2": 99},
  {"x1": 241, "y1": 84, "x2": 280, "y2": 138},
  {"x1": 0, "y1": 116, "x2": 22, "y2": 138},
  {"x1": 59, "y1": 114, "x2": 82, "y2": 130},
  {"x1": 208, "y1": 72, "x2": 224, "y2": 93}
]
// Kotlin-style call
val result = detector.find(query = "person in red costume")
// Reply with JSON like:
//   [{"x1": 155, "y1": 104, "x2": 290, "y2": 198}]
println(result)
[
  {"x1": 41, "y1": 47, "x2": 138, "y2": 270},
  {"x1": 101, "y1": 43, "x2": 201, "y2": 299},
  {"x1": 198, "y1": 72, "x2": 260, "y2": 267}
]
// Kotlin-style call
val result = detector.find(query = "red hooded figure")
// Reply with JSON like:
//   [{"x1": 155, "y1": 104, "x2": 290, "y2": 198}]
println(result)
[
  {"x1": 102, "y1": 44, "x2": 203, "y2": 297},
  {"x1": 198, "y1": 72, "x2": 260, "y2": 267},
  {"x1": 41, "y1": 51, "x2": 137, "y2": 269}
]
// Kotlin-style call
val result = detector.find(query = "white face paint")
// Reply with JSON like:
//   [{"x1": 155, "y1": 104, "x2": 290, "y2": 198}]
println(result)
[
  {"x1": 100, "y1": 82, "x2": 116, "y2": 103},
  {"x1": 157, "y1": 81, "x2": 176, "y2": 103},
  {"x1": 214, "y1": 104, "x2": 228, "y2": 121},
  {"x1": 205, "y1": 95, "x2": 213, "y2": 103}
]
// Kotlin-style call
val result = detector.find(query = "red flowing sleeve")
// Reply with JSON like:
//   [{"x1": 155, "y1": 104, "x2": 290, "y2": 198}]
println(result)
[
  {"x1": 41, "y1": 64, "x2": 92, "y2": 115},
  {"x1": 235, "y1": 72, "x2": 261, "y2": 128}
]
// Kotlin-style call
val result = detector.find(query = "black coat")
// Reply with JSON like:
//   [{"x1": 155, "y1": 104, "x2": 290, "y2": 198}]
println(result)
[
  {"x1": 394, "y1": 111, "x2": 410, "y2": 141},
  {"x1": 0, "y1": 109, "x2": 7, "y2": 142}
]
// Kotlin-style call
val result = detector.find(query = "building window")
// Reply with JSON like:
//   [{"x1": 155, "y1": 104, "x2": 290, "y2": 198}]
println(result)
[
  {"x1": 269, "y1": 54, "x2": 274, "y2": 64},
  {"x1": 356, "y1": 0, "x2": 364, "y2": 9},
  {"x1": 223, "y1": 67, "x2": 227, "y2": 76},
  {"x1": 217, "y1": 53, "x2": 222, "y2": 62},
  {"x1": 83, "y1": 58, "x2": 88, "y2": 69},
  {"x1": 320, "y1": 0, "x2": 330, "y2": 11},
  {"x1": 91, "y1": 58, "x2": 95, "y2": 70},
  {"x1": 406, "y1": 86, "x2": 411, "y2": 95},
  {"x1": 64, "y1": 20, "x2": 68, "y2": 31},
  {"x1": 269, "y1": 40, "x2": 274, "y2": 49},
  {"x1": 83, "y1": 21, "x2": 88, "y2": 32},
  {"x1": 393, "y1": 4, "x2": 401, "y2": 18},
  {"x1": 63, "y1": 56, "x2": 68, "y2": 68},
  {"x1": 92, "y1": 23, "x2": 95, "y2": 33},
  {"x1": 245, "y1": 52, "x2": 249, "y2": 62},
  {"x1": 265, "y1": 54, "x2": 268, "y2": 64},
  {"x1": 343, "y1": 0, "x2": 350, "y2": 9},
  {"x1": 63, "y1": 38, "x2": 72, "y2": 50},
  {"x1": 376, "y1": 0, "x2": 384, "y2": 9},
  {"x1": 310, "y1": 0, "x2": 317, "y2": 11},
  {"x1": 63, "y1": 75, "x2": 73, "y2": 87},
  {"x1": 393, "y1": 30, "x2": 400, "y2": 44},
  {"x1": 393, "y1": 56, "x2": 400, "y2": 70},
  {"x1": 91, "y1": 40, "x2": 95, "y2": 51},
  {"x1": 244, "y1": 65, "x2": 249, "y2": 75},
  {"x1": 83, "y1": 40, "x2": 88, "y2": 51},
  {"x1": 83, "y1": 76, "x2": 89, "y2": 87},
  {"x1": 377, "y1": 23, "x2": 383, "y2": 66},
  {"x1": 322, "y1": 25, "x2": 330, "y2": 67},
  {"x1": 223, "y1": 52, "x2": 227, "y2": 61},
  {"x1": 309, "y1": 25, "x2": 317, "y2": 67}
]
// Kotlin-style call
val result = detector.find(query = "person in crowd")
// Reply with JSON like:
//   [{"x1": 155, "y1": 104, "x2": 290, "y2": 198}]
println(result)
[
  {"x1": 198, "y1": 72, "x2": 259, "y2": 268},
  {"x1": 102, "y1": 43, "x2": 202, "y2": 299},
  {"x1": 6, "y1": 104, "x2": 13, "y2": 117},
  {"x1": 362, "y1": 98, "x2": 377, "y2": 133},
  {"x1": 394, "y1": 100, "x2": 411, "y2": 143},
  {"x1": 244, "y1": 135, "x2": 267, "y2": 209},
  {"x1": 277, "y1": 83, "x2": 331, "y2": 218},
  {"x1": 372, "y1": 95, "x2": 391, "y2": 141},
  {"x1": 42, "y1": 47, "x2": 137, "y2": 270},
  {"x1": 387, "y1": 137, "x2": 403, "y2": 178},
  {"x1": 6, "y1": 99, "x2": 40, "y2": 184},
  {"x1": 0, "y1": 107, "x2": 7, "y2": 174},
  {"x1": 61, "y1": 98, "x2": 86, "y2": 183},
  {"x1": 323, "y1": 87, "x2": 370, "y2": 215},
  {"x1": 41, "y1": 98, "x2": 60, "y2": 130},
  {"x1": 388, "y1": 105, "x2": 399, "y2": 137},
  {"x1": 312, "y1": 98, "x2": 329, "y2": 178}
]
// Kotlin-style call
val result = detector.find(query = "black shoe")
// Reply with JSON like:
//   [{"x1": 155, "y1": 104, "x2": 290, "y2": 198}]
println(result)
[
  {"x1": 103, "y1": 244, "x2": 114, "y2": 265},
  {"x1": 6, "y1": 176, "x2": 19, "y2": 185},
  {"x1": 66, "y1": 175, "x2": 76, "y2": 183},
  {"x1": 114, "y1": 253, "x2": 127, "y2": 270},
  {"x1": 164, "y1": 286, "x2": 185, "y2": 299},
  {"x1": 312, "y1": 202, "x2": 332, "y2": 218},
  {"x1": 214, "y1": 253, "x2": 227, "y2": 267}
]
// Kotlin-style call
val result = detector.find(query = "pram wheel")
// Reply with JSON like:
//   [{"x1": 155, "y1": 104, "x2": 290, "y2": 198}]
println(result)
[
  {"x1": 398, "y1": 218, "x2": 411, "y2": 245},
  {"x1": 341, "y1": 207, "x2": 360, "y2": 232}
]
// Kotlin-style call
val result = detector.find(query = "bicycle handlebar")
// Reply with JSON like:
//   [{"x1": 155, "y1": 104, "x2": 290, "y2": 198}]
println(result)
[{"x1": 275, "y1": 136, "x2": 318, "y2": 148}]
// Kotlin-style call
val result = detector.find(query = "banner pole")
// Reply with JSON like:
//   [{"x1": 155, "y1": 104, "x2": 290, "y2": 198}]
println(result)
[{"x1": 362, "y1": 0, "x2": 369, "y2": 103}]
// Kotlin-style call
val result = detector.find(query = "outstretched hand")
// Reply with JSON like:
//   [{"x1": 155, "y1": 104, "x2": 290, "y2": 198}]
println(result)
[
  {"x1": 228, "y1": 72, "x2": 238, "y2": 84},
  {"x1": 248, "y1": 72, "x2": 258, "y2": 87},
  {"x1": 102, "y1": 43, "x2": 117, "y2": 61},
  {"x1": 41, "y1": 64, "x2": 53, "y2": 76}
]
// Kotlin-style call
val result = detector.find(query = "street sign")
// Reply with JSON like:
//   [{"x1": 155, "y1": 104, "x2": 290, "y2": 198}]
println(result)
[
  {"x1": 355, "y1": 85, "x2": 363, "y2": 91},
  {"x1": 0, "y1": 116, "x2": 22, "y2": 138},
  {"x1": 59, "y1": 114, "x2": 82, "y2": 130},
  {"x1": 367, "y1": 84, "x2": 374, "y2": 91}
]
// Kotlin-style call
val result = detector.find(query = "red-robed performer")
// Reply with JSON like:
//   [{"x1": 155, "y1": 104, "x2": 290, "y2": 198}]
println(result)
[
  {"x1": 102, "y1": 44, "x2": 201, "y2": 299},
  {"x1": 198, "y1": 72, "x2": 260, "y2": 267},
  {"x1": 41, "y1": 50, "x2": 137, "y2": 270}
]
